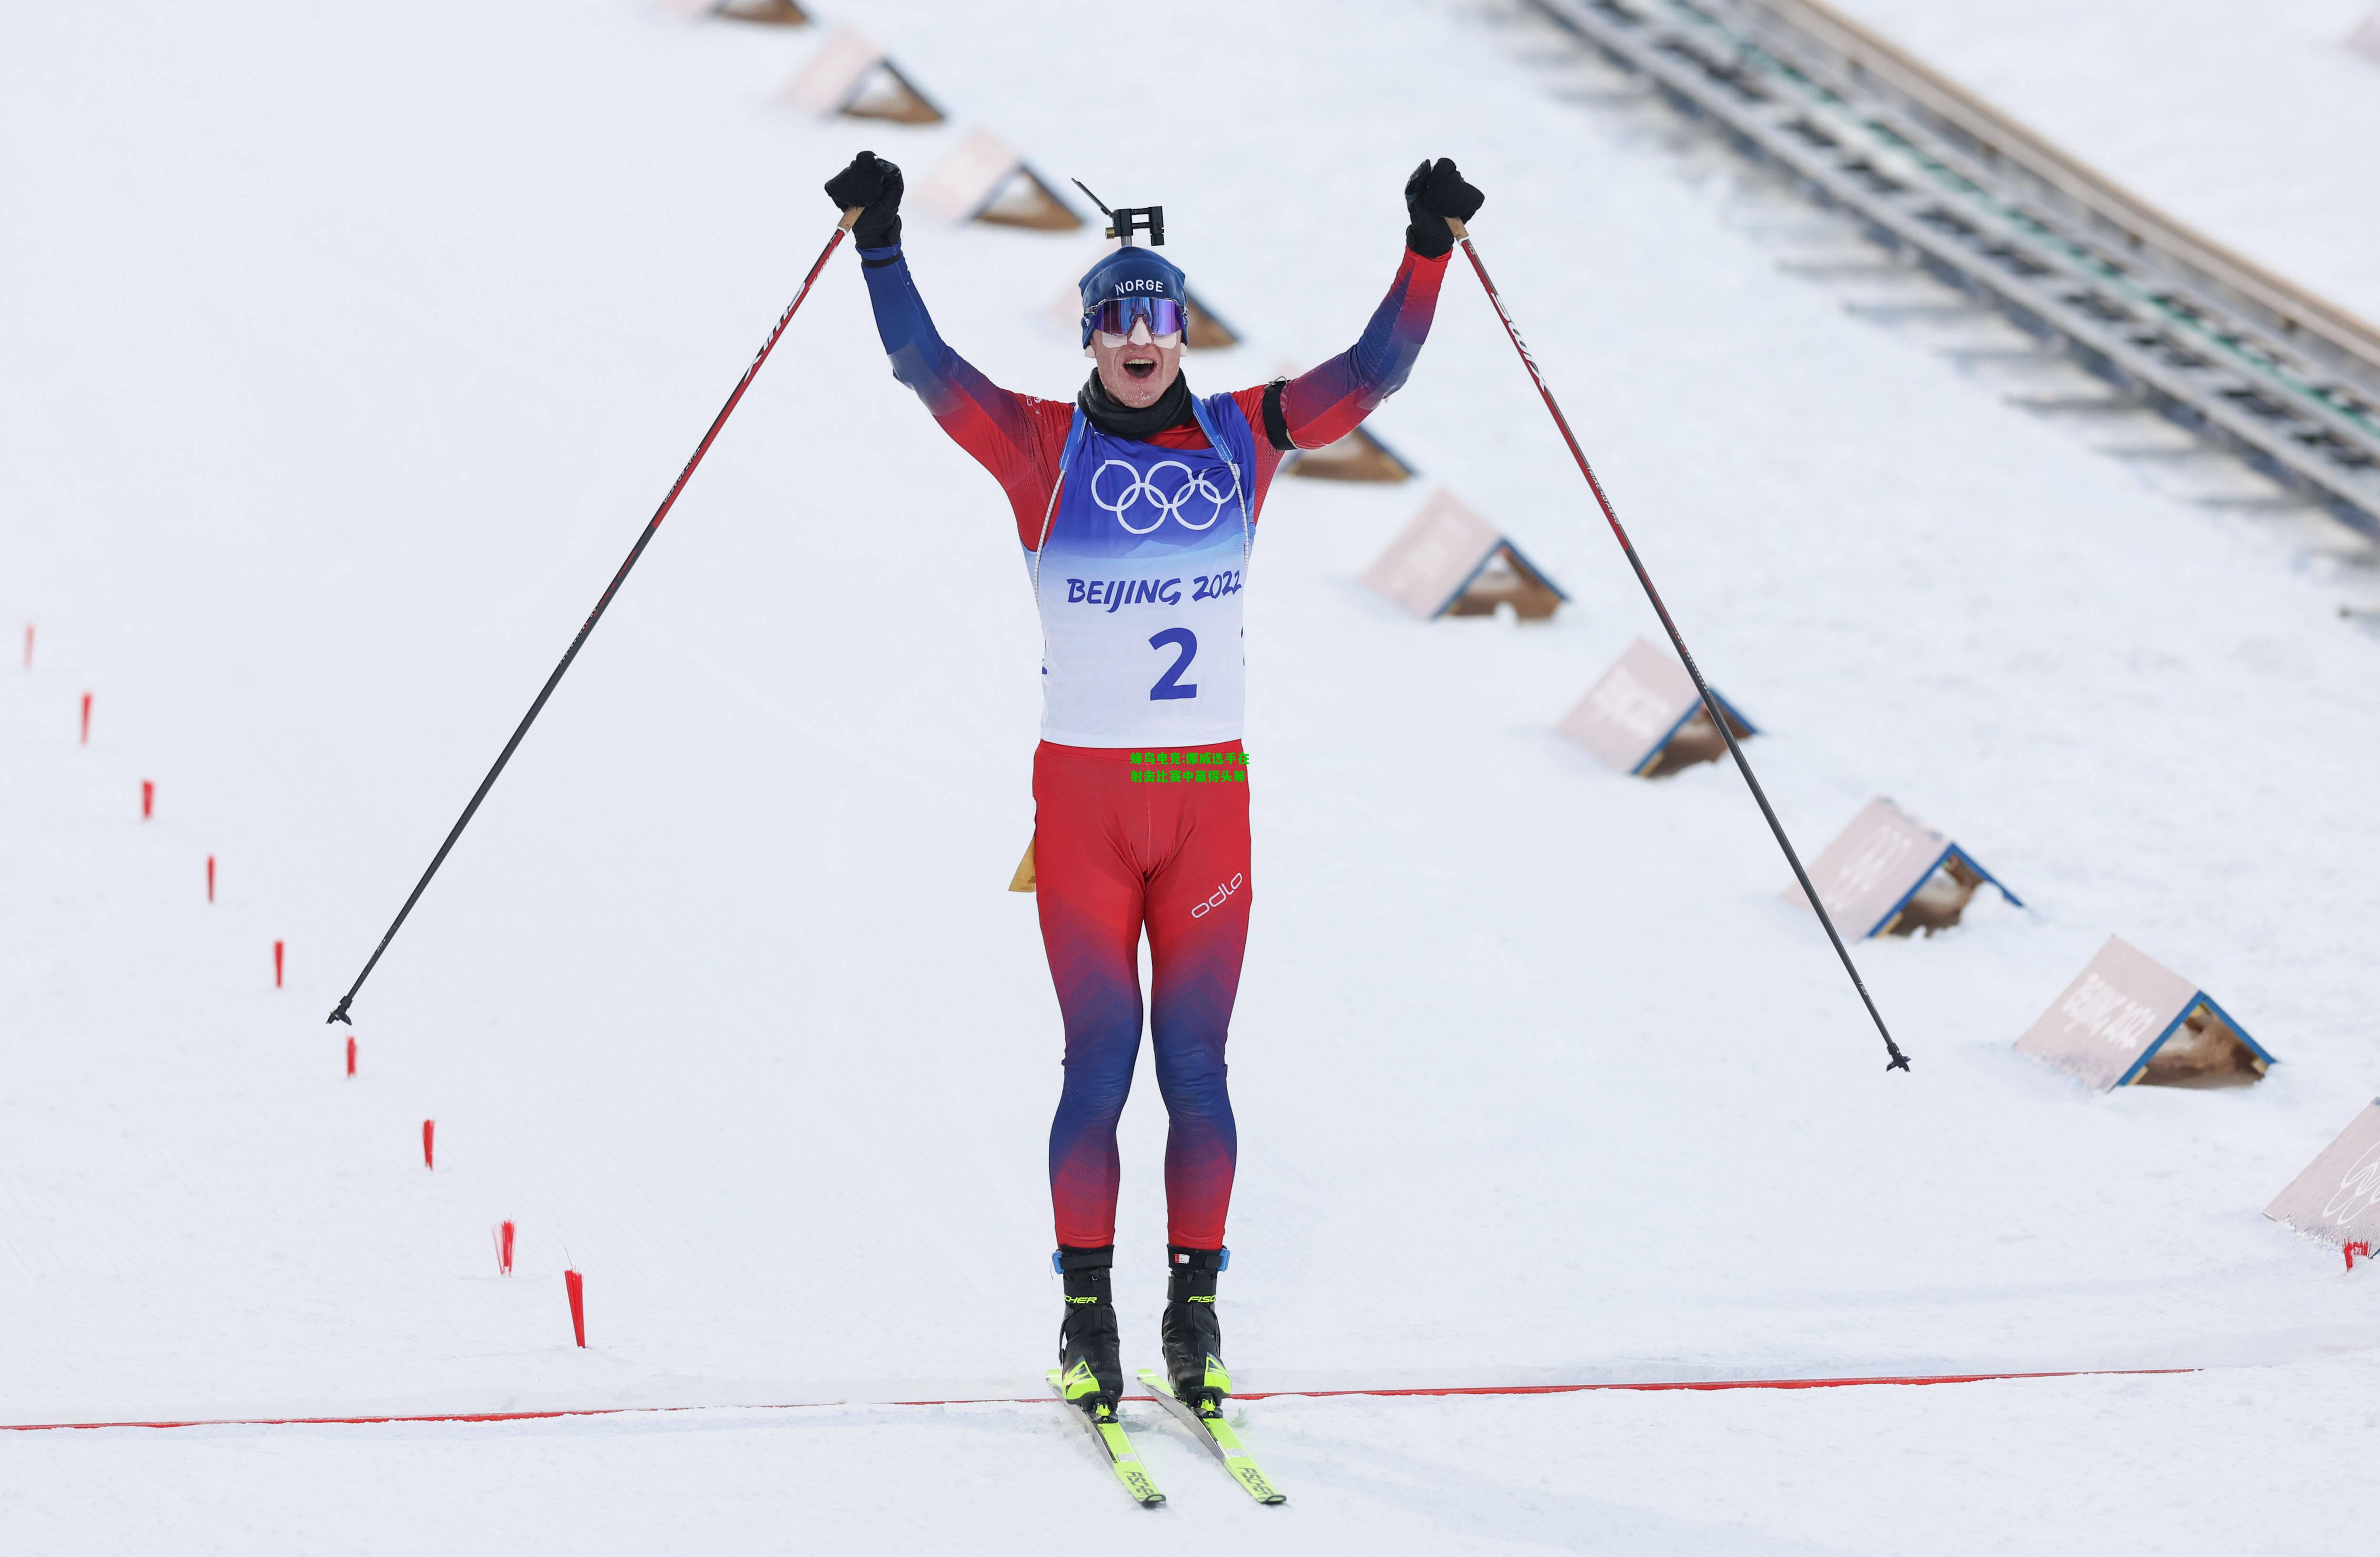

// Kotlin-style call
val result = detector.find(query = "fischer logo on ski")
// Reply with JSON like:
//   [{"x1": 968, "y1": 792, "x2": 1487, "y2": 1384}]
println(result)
[
  {"x1": 1047, "y1": 1368, "x2": 1165, "y2": 1507},
  {"x1": 1136, "y1": 1368, "x2": 1286, "y2": 1505}
]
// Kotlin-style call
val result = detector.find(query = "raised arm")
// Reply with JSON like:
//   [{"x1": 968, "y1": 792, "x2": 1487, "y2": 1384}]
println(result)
[
  {"x1": 1271, "y1": 246, "x2": 1449, "y2": 451},
  {"x1": 828, "y1": 152, "x2": 1071, "y2": 547},
  {"x1": 1265, "y1": 158, "x2": 1485, "y2": 452}
]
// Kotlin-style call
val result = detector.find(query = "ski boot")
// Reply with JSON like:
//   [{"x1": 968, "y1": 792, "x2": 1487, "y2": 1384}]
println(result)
[
  {"x1": 1054, "y1": 1244, "x2": 1124, "y2": 1417},
  {"x1": 1160, "y1": 1245, "x2": 1232, "y2": 1412}
]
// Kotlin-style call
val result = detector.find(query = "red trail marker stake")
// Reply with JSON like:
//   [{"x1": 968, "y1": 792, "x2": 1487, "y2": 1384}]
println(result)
[
  {"x1": 494, "y1": 1221, "x2": 516, "y2": 1276},
  {"x1": 21, "y1": 624, "x2": 30, "y2": 669},
  {"x1": 565, "y1": 1269, "x2": 586, "y2": 1347},
  {"x1": 422, "y1": 1119, "x2": 436, "y2": 1169},
  {"x1": 345, "y1": 1035, "x2": 356, "y2": 1077},
  {"x1": 141, "y1": 781, "x2": 154, "y2": 820},
  {"x1": 274, "y1": 940, "x2": 284, "y2": 988},
  {"x1": 206, "y1": 856, "x2": 216, "y2": 903},
  {"x1": 79, "y1": 693, "x2": 91, "y2": 745}
]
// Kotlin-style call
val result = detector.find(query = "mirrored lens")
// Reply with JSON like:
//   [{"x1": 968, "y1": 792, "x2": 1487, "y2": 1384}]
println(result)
[{"x1": 1088, "y1": 297, "x2": 1186, "y2": 339}]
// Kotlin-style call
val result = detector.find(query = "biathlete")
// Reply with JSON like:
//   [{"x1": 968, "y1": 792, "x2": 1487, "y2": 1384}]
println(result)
[{"x1": 823, "y1": 150, "x2": 1483, "y2": 1419}]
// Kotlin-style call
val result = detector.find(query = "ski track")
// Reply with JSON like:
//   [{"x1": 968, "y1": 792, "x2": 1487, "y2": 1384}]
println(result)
[{"x1": 1, "y1": 0, "x2": 2375, "y2": 1551}]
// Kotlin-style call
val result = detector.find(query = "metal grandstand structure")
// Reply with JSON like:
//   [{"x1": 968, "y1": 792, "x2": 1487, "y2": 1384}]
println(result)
[{"x1": 1522, "y1": 0, "x2": 2380, "y2": 539}]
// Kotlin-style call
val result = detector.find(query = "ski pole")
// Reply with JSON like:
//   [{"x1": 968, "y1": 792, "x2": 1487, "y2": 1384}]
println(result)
[
  {"x1": 326, "y1": 208, "x2": 865, "y2": 1027},
  {"x1": 1444, "y1": 217, "x2": 1911, "y2": 1073}
]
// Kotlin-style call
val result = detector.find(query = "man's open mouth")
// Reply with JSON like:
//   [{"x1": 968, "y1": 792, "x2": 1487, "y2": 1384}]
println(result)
[{"x1": 1123, "y1": 357, "x2": 1157, "y2": 380}]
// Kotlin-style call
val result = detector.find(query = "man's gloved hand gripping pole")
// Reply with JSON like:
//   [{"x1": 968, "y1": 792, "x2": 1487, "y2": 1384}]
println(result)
[
  {"x1": 1432, "y1": 173, "x2": 1912, "y2": 1073},
  {"x1": 323, "y1": 196, "x2": 867, "y2": 1026},
  {"x1": 824, "y1": 149, "x2": 904, "y2": 252}
]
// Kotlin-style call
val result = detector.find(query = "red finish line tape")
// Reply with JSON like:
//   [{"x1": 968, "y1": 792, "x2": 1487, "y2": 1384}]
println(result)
[{"x1": 0, "y1": 1367, "x2": 2195, "y2": 1434}]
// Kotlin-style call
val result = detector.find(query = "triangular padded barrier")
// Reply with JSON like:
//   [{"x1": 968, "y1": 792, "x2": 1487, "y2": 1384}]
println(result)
[
  {"x1": 916, "y1": 131, "x2": 1082, "y2": 231},
  {"x1": 2265, "y1": 1099, "x2": 2380, "y2": 1255},
  {"x1": 781, "y1": 26, "x2": 943, "y2": 124},
  {"x1": 841, "y1": 61, "x2": 942, "y2": 125},
  {"x1": 2015, "y1": 936, "x2": 2274, "y2": 1091},
  {"x1": 715, "y1": 0, "x2": 810, "y2": 24},
  {"x1": 975, "y1": 167, "x2": 1083, "y2": 231},
  {"x1": 1557, "y1": 637, "x2": 1755, "y2": 778},
  {"x1": 1361, "y1": 489, "x2": 1565, "y2": 621},
  {"x1": 1184, "y1": 292, "x2": 1239, "y2": 350},
  {"x1": 1787, "y1": 797, "x2": 2022, "y2": 938},
  {"x1": 1288, "y1": 425, "x2": 1414, "y2": 483}
]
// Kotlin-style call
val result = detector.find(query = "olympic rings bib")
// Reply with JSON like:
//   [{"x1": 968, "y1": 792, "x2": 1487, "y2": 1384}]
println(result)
[
  {"x1": 1089, "y1": 457, "x2": 1238, "y2": 535},
  {"x1": 1030, "y1": 401, "x2": 1260, "y2": 748}
]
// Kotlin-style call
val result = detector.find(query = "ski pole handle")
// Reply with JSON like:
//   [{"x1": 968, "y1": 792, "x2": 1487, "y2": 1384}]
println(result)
[
  {"x1": 1446, "y1": 216, "x2": 1469, "y2": 240},
  {"x1": 839, "y1": 206, "x2": 865, "y2": 231}
]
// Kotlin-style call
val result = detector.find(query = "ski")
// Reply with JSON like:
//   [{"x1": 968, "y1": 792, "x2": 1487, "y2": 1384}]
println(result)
[
  {"x1": 1046, "y1": 1368, "x2": 1165, "y2": 1507},
  {"x1": 1136, "y1": 1368, "x2": 1287, "y2": 1504}
]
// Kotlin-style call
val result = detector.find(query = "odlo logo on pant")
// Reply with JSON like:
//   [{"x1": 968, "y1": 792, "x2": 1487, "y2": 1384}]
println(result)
[{"x1": 1190, "y1": 873, "x2": 1245, "y2": 919}]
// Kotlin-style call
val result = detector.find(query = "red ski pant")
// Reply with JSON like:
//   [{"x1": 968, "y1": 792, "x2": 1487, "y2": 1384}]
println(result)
[{"x1": 1034, "y1": 740, "x2": 1250, "y2": 1251}]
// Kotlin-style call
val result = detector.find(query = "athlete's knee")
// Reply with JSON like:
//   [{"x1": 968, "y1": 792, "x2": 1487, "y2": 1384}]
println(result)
[
  {"x1": 1056, "y1": 1054, "x2": 1134, "y2": 1123},
  {"x1": 1152, "y1": 1045, "x2": 1230, "y2": 1119}
]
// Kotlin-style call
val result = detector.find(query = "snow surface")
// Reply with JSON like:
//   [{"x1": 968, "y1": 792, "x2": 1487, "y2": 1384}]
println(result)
[
  {"x1": 3, "y1": 0, "x2": 2377, "y2": 1550},
  {"x1": 1828, "y1": 0, "x2": 2380, "y2": 326}
]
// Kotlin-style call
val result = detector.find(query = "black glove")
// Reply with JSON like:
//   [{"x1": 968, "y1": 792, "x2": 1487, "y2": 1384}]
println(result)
[
  {"x1": 1403, "y1": 157, "x2": 1484, "y2": 259},
  {"x1": 824, "y1": 150, "x2": 904, "y2": 250}
]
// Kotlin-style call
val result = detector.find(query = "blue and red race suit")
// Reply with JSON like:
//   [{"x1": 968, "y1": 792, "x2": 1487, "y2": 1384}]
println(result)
[{"x1": 858, "y1": 237, "x2": 1446, "y2": 1250}]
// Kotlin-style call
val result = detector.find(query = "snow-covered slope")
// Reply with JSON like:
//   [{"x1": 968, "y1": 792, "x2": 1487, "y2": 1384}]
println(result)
[{"x1": 3, "y1": 1, "x2": 2376, "y2": 1551}]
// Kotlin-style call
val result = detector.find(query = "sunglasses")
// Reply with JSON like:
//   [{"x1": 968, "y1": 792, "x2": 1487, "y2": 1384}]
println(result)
[{"x1": 1082, "y1": 295, "x2": 1187, "y2": 347}]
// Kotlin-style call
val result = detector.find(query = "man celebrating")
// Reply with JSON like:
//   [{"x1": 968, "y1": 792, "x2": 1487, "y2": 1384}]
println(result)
[{"x1": 824, "y1": 151, "x2": 1482, "y2": 1421}]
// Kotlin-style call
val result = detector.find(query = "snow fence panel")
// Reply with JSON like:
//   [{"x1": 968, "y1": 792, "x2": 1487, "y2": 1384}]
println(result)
[
  {"x1": 2264, "y1": 1100, "x2": 2380, "y2": 1249},
  {"x1": 1785, "y1": 797, "x2": 2021, "y2": 938}
]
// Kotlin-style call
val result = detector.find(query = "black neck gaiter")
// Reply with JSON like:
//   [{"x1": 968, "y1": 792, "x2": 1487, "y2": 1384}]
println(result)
[{"x1": 1078, "y1": 370, "x2": 1196, "y2": 440}]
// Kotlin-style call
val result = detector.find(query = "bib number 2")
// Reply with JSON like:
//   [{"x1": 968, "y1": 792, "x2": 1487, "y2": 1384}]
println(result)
[{"x1": 1148, "y1": 628, "x2": 1198, "y2": 701}]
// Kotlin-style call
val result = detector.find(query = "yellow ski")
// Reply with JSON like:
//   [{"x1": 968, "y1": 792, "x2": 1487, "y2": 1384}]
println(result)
[
  {"x1": 1137, "y1": 1368, "x2": 1286, "y2": 1504},
  {"x1": 1046, "y1": 1368, "x2": 1164, "y2": 1507}
]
